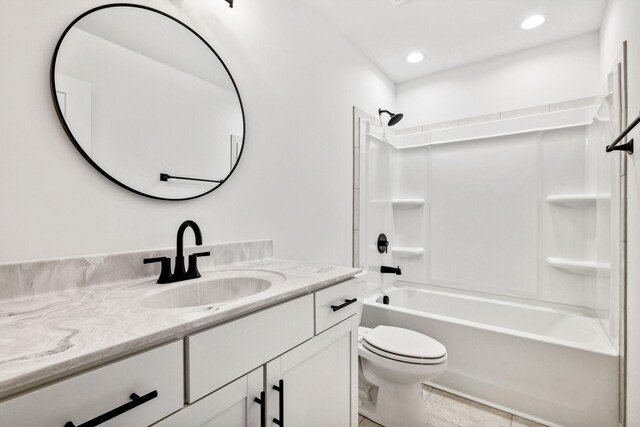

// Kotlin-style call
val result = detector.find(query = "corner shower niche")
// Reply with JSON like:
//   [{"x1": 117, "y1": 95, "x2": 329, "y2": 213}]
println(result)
[
  {"x1": 358, "y1": 97, "x2": 621, "y2": 338},
  {"x1": 544, "y1": 192, "x2": 612, "y2": 277},
  {"x1": 544, "y1": 193, "x2": 612, "y2": 277}
]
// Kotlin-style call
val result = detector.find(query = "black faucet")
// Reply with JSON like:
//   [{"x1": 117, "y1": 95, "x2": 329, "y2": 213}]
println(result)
[
  {"x1": 380, "y1": 265, "x2": 402, "y2": 275},
  {"x1": 143, "y1": 220, "x2": 211, "y2": 284}
]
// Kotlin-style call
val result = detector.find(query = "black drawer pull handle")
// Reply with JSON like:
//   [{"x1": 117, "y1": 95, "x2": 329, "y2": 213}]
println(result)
[
  {"x1": 254, "y1": 391, "x2": 266, "y2": 427},
  {"x1": 331, "y1": 298, "x2": 357, "y2": 312},
  {"x1": 272, "y1": 379, "x2": 284, "y2": 426},
  {"x1": 64, "y1": 390, "x2": 158, "y2": 427}
]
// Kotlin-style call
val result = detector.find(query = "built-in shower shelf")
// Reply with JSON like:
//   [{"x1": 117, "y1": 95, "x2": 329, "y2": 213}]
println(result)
[
  {"x1": 391, "y1": 247, "x2": 425, "y2": 257},
  {"x1": 391, "y1": 198, "x2": 425, "y2": 208},
  {"x1": 546, "y1": 257, "x2": 611, "y2": 276},
  {"x1": 547, "y1": 194, "x2": 610, "y2": 208}
]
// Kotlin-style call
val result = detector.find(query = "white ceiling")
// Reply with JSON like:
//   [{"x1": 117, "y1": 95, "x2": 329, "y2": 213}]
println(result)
[{"x1": 302, "y1": 0, "x2": 609, "y2": 83}]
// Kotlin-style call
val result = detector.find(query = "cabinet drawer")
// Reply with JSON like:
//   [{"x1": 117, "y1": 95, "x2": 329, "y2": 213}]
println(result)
[
  {"x1": 186, "y1": 295, "x2": 314, "y2": 403},
  {"x1": 315, "y1": 278, "x2": 360, "y2": 334},
  {"x1": 0, "y1": 341, "x2": 184, "y2": 427}
]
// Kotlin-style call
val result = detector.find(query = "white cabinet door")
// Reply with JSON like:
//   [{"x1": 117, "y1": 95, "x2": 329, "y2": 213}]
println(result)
[
  {"x1": 266, "y1": 317, "x2": 358, "y2": 427},
  {"x1": 154, "y1": 367, "x2": 264, "y2": 427}
]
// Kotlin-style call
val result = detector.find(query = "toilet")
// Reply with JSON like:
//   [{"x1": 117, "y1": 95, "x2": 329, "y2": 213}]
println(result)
[{"x1": 358, "y1": 325, "x2": 447, "y2": 427}]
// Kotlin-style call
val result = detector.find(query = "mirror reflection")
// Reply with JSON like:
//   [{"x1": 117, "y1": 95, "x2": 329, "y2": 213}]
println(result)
[{"x1": 52, "y1": 5, "x2": 244, "y2": 200}]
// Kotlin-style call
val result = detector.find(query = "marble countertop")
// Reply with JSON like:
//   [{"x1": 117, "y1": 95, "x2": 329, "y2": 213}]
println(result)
[{"x1": 0, "y1": 257, "x2": 360, "y2": 399}]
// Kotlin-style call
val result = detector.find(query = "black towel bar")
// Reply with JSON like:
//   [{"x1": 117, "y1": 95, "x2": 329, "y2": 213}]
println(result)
[
  {"x1": 606, "y1": 113, "x2": 638, "y2": 155},
  {"x1": 160, "y1": 173, "x2": 221, "y2": 183}
]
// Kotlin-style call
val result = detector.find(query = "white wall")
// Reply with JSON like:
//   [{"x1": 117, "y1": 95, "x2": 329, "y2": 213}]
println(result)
[
  {"x1": 396, "y1": 33, "x2": 601, "y2": 127},
  {"x1": 0, "y1": 0, "x2": 394, "y2": 264},
  {"x1": 600, "y1": 0, "x2": 640, "y2": 424}
]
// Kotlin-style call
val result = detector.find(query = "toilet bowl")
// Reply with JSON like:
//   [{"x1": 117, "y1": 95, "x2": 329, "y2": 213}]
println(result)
[{"x1": 358, "y1": 325, "x2": 447, "y2": 427}]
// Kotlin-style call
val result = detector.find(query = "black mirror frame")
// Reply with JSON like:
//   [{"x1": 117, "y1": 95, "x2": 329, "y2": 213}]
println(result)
[{"x1": 50, "y1": 3, "x2": 246, "y2": 201}]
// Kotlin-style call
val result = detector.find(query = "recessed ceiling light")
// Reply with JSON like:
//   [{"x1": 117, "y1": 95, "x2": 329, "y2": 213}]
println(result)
[
  {"x1": 406, "y1": 52, "x2": 424, "y2": 64},
  {"x1": 520, "y1": 14, "x2": 546, "y2": 30}
]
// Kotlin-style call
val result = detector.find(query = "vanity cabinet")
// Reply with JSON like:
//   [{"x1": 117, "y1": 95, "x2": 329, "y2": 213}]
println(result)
[
  {"x1": 174, "y1": 278, "x2": 360, "y2": 427},
  {"x1": 159, "y1": 314, "x2": 358, "y2": 427},
  {"x1": 0, "y1": 277, "x2": 361, "y2": 427}
]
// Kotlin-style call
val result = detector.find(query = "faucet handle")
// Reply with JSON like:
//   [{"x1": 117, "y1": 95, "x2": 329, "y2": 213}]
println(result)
[
  {"x1": 192, "y1": 251, "x2": 211, "y2": 257},
  {"x1": 187, "y1": 252, "x2": 211, "y2": 279},
  {"x1": 143, "y1": 257, "x2": 173, "y2": 284}
]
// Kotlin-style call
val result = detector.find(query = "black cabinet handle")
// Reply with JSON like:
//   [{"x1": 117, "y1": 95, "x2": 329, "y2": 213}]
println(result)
[
  {"x1": 272, "y1": 379, "x2": 284, "y2": 426},
  {"x1": 331, "y1": 298, "x2": 357, "y2": 312},
  {"x1": 253, "y1": 391, "x2": 266, "y2": 427},
  {"x1": 64, "y1": 390, "x2": 158, "y2": 427}
]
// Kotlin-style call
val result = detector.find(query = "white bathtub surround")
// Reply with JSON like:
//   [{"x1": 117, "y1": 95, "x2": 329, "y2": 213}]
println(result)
[
  {"x1": 0, "y1": 241, "x2": 360, "y2": 399},
  {"x1": 357, "y1": 95, "x2": 622, "y2": 333},
  {"x1": 361, "y1": 282, "x2": 617, "y2": 427},
  {"x1": 358, "y1": 96, "x2": 622, "y2": 330}
]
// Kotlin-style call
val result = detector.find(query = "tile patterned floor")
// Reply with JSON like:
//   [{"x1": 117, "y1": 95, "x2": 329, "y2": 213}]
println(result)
[{"x1": 358, "y1": 385, "x2": 548, "y2": 427}]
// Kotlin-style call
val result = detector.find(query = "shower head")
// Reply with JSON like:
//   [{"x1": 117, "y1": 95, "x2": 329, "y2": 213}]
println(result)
[{"x1": 378, "y1": 108, "x2": 404, "y2": 127}]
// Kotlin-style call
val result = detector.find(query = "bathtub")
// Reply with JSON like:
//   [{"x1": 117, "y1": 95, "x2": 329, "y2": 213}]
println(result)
[{"x1": 361, "y1": 281, "x2": 618, "y2": 427}]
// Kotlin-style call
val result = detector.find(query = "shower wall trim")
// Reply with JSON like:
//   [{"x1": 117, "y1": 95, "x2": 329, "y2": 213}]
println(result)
[
  {"x1": 394, "y1": 95, "x2": 601, "y2": 136},
  {"x1": 370, "y1": 104, "x2": 599, "y2": 150},
  {"x1": 352, "y1": 106, "x2": 383, "y2": 268}
]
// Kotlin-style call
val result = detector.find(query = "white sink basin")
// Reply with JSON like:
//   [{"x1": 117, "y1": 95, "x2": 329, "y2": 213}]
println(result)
[{"x1": 142, "y1": 271, "x2": 283, "y2": 309}]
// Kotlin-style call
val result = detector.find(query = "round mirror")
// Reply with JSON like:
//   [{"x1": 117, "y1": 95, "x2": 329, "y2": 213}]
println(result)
[{"x1": 51, "y1": 4, "x2": 245, "y2": 200}]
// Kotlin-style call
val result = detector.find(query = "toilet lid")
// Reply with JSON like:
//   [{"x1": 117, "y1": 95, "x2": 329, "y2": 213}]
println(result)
[{"x1": 362, "y1": 326, "x2": 447, "y2": 361}]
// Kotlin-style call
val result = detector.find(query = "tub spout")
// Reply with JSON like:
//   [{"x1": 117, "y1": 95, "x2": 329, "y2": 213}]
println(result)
[{"x1": 381, "y1": 265, "x2": 401, "y2": 275}]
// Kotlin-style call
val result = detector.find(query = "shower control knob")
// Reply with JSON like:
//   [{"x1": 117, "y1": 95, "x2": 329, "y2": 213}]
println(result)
[{"x1": 377, "y1": 233, "x2": 389, "y2": 253}]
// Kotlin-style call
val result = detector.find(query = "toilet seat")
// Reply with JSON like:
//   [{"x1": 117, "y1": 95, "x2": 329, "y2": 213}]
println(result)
[{"x1": 361, "y1": 326, "x2": 447, "y2": 365}]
